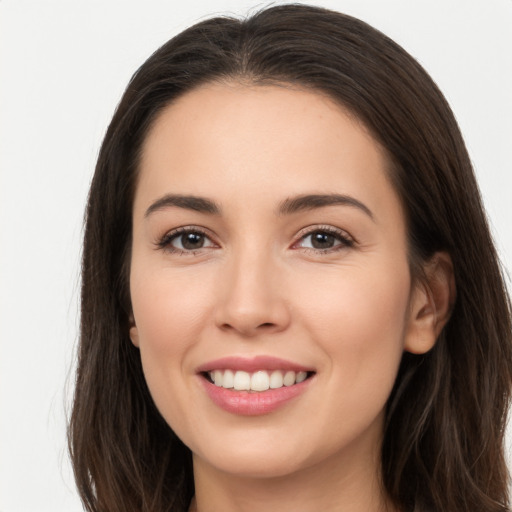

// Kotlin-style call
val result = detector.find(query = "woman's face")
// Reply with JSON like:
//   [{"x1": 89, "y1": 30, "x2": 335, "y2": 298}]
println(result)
[{"x1": 129, "y1": 83, "x2": 425, "y2": 479}]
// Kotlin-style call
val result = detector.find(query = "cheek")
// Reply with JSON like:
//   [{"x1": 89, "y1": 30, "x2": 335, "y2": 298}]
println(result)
[
  {"x1": 294, "y1": 261, "x2": 411, "y2": 402},
  {"x1": 129, "y1": 265, "x2": 215, "y2": 411},
  {"x1": 131, "y1": 265, "x2": 213, "y2": 349}
]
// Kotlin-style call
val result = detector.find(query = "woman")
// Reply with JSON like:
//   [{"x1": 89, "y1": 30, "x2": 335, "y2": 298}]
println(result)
[{"x1": 69, "y1": 4, "x2": 512, "y2": 511}]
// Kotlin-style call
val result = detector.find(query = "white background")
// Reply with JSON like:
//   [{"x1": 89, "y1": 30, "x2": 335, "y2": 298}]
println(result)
[{"x1": 1, "y1": 1, "x2": 511, "y2": 511}]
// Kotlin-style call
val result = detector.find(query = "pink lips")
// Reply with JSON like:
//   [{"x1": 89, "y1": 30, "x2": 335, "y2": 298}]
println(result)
[
  {"x1": 196, "y1": 356, "x2": 314, "y2": 416},
  {"x1": 196, "y1": 355, "x2": 312, "y2": 374}
]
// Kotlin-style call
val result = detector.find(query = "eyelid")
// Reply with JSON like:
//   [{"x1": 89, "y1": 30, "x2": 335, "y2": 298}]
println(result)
[
  {"x1": 155, "y1": 225, "x2": 219, "y2": 253},
  {"x1": 291, "y1": 224, "x2": 356, "y2": 251},
  {"x1": 154, "y1": 224, "x2": 355, "y2": 254}
]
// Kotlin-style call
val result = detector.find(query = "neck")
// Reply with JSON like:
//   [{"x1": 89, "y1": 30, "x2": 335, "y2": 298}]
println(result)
[{"x1": 191, "y1": 434, "x2": 395, "y2": 512}]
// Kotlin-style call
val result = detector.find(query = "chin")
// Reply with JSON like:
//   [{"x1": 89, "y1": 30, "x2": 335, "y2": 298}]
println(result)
[{"x1": 194, "y1": 446, "x2": 314, "y2": 479}]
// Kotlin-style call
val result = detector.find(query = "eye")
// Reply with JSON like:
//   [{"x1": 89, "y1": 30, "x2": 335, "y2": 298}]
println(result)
[
  {"x1": 295, "y1": 227, "x2": 354, "y2": 252},
  {"x1": 157, "y1": 227, "x2": 217, "y2": 253}
]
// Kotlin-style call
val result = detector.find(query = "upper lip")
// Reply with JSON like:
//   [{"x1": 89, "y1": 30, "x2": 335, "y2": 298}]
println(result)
[{"x1": 195, "y1": 355, "x2": 314, "y2": 374}]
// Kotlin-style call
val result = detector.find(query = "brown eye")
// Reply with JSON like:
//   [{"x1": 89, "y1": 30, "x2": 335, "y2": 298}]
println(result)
[
  {"x1": 296, "y1": 228, "x2": 353, "y2": 252},
  {"x1": 158, "y1": 228, "x2": 216, "y2": 253},
  {"x1": 177, "y1": 232, "x2": 206, "y2": 250},
  {"x1": 310, "y1": 231, "x2": 336, "y2": 249}
]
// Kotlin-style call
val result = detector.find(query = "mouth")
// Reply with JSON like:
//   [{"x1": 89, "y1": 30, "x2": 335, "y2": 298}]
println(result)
[
  {"x1": 203, "y1": 369, "x2": 314, "y2": 392},
  {"x1": 196, "y1": 356, "x2": 316, "y2": 415}
]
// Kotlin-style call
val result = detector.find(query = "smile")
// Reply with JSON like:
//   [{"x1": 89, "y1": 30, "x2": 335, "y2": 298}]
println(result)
[
  {"x1": 196, "y1": 356, "x2": 315, "y2": 415},
  {"x1": 207, "y1": 369, "x2": 310, "y2": 391}
]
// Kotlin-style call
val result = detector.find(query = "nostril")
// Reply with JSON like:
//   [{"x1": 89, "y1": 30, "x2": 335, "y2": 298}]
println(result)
[{"x1": 219, "y1": 321, "x2": 276, "y2": 332}]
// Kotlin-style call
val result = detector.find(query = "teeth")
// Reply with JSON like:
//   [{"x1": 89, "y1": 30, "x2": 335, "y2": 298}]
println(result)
[
  {"x1": 208, "y1": 369, "x2": 310, "y2": 391},
  {"x1": 213, "y1": 370, "x2": 223, "y2": 387},
  {"x1": 251, "y1": 371, "x2": 269, "y2": 391},
  {"x1": 222, "y1": 369, "x2": 234, "y2": 389},
  {"x1": 269, "y1": 370, "x2": 283, "y2": 389},
  {"x1": 233, "y1": 370, "x2": 251, "y2": 391},
  {"x1": 296, "y1": 371, "x2": 307, "y2": 383},
  {"x1": 283, "y1": 370, "x2": 295, "y2": 386}
]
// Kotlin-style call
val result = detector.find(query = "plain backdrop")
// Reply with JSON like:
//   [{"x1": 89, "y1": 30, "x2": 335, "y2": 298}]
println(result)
[{"x1": 1, "y1": 1, "x2": 511, "y2": 511}]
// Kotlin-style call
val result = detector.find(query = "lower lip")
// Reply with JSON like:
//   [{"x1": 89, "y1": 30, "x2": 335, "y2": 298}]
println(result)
[{"x1": 200, "y1": 376, "x2": 312, "y2": 416}]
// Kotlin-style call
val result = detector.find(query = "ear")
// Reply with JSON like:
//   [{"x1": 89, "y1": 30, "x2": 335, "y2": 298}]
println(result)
[
  {"x1": 404, "y1": 252, "x2": 456, "y2": 354},
  {"x1": 129, "y1": 314, "x2": 140, "y2": 348}
]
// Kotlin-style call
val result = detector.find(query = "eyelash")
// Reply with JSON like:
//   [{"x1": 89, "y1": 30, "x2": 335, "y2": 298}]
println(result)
[
  {"x1": 155, "y1": 226, "x2": 216, "y2": 255},
  {"x1": 155, "y1": 225, "x2": 355, "y2": 255},
  {"x1": 293, "y1": 225, "x2": 355, "y2": 254}
]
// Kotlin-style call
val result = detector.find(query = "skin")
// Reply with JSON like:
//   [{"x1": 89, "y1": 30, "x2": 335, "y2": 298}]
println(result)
[{"x1": 129, "y1": 83, "x2": 453, "y2": 512}]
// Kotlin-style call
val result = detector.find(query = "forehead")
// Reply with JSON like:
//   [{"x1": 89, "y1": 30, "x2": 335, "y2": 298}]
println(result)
[
  {"x1": 135, "y1": 82, "x2": 401, "y2": 223},
  {"x1": 142, "y1": 82, "x2": 377, "y2": 161}
]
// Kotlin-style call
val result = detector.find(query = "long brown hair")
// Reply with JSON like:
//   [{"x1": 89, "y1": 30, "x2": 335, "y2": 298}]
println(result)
[{"x1": 69, "y1": 5, "x2": 512, "y2": 511}]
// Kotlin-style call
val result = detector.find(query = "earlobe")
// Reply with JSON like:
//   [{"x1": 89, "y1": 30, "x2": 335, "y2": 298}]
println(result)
[
  {"x1": 129, "y1": 315, "x2": 140, "y2": 347},
  {"x1": 404, "y1": 252, "x2": 456, "y2": 354}
]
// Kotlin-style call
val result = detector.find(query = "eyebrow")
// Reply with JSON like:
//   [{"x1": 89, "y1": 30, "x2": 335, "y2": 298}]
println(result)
[
  {"x1": 278, "y1": 194, "x2": 374, "y2": 220},
  {"x1": 144, "y1": 194, "x2": 221, "y2": 218},
  {"x1": 144, "y1": 192, "x2": 373, "y2": 220}
]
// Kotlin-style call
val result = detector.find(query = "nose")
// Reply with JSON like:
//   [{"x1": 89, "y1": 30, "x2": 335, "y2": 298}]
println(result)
[{"x1": 214, "y1": 248, "x2": 291, "y2": 338}]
